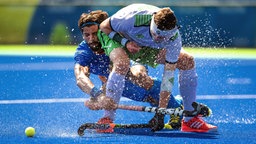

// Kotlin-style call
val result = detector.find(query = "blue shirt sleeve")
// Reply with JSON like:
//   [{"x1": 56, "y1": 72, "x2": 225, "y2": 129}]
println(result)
[
  {"x1": 74, "y1": 41, "x2": 93, "y2": 67},
  {"x1": 73, "y1": 40, "x2": 111, "y2": 77}
]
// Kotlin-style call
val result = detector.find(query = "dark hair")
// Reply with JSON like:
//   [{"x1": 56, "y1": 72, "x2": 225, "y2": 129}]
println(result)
[
  {"x1": 154, "y1": 8, "x2": 177, "y2": 30},
  {"x1": 78, "y1": 10, "x2": 108, "y2": 30}
]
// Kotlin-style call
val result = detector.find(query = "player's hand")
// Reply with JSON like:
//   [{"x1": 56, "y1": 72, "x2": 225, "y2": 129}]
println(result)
[
  {"x1": 84, "y1": 97, "x2": 102, "y2": 110},
  {"x1": 126, "y1": 41, "x2": 141, "y2": 54},
  {"x1": 97, "y1": 95, "x2": 117, "y2": 110},
  {"x1": 148, "y1": 108, "x2": 165, "y2": 132}
]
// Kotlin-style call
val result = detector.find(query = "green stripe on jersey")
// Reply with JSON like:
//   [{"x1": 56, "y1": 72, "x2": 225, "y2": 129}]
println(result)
[
  {"x1": 134, "y1": 15, "x2": 152, "y2": 27},
  {"x1": 170, "y1": 32, "x2": 179, "y2": 41}
]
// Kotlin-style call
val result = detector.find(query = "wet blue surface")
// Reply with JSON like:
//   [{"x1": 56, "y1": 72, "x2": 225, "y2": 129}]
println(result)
[{"x1": 0, "y1": 55, "x2": 256, "y2": 143}]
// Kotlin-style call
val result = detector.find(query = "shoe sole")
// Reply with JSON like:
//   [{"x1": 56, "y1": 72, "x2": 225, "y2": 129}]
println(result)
[{"x1": 181, "y1": 127, "x2": 218, "y2": 133}]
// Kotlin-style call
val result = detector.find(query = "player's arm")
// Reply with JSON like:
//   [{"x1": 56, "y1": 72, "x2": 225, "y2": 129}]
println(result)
[
  {"x1": 75, "y1": 63, "x2": 115, "y2": 110},
  {"x1": 100, "y1": 17, "x2": 129, "y2": 46},
  {"x1": 127, "y1": 64, "x2": 153, "y2": 90},
  {"x1": 149, "y1": 35, "x2": 181, "y2": 131},
  {"x1": 100, "y1": 18, "x2": 140, "y2": 53},
  {"x1": 158, "y1": 32, "x2": 182, "y2": 108},
  {"x1": 98, "y1": 75, "x2": 107, "y2": 94},
  {"x1": 159, "y1": 62, "x2": 176, "y2": 108},
  {"x1": 99, "y1": 18, "x2": 112, "y2": 35},
  {"x1": 149, "y1": 62, "x2": 176, "y2": 132},
  {"x1": 150, "y1": 37, "x2": 181, "y2": 131},
  {"x1": 74, "y1": 63, "x2": 103, "y2": 98}
]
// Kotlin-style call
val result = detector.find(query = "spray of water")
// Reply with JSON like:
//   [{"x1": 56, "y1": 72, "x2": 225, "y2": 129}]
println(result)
[{"x1": 179, "y1": 13, "x2": 232, "y2": 48}]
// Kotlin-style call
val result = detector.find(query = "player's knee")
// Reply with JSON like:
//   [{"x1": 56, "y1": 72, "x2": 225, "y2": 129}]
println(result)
[
  {"x1": 130, "y1": 65, "x2": 147, "y2": 77},
  {"x1": 186, "y1": 56, "x2": 195, "y2": 69},
  {"x1": 114, "y1": 59, "x2": 130, "y2": 74},
  {"x1": 177, "y1": 54, "x2": 195, "y2": 70}
]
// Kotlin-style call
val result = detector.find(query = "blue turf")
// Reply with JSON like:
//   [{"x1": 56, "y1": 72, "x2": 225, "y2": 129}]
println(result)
[{"x1": 0, "y1": 56, "x2": 256, "y2": 143}]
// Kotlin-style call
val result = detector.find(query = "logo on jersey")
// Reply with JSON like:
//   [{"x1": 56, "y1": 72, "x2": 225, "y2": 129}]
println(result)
[
  {"x1": 136, "y1": 34, "x2": 144, "y2": 39},
  {"x1": 169, "y1": 77, "x2": 174, "y2": 84},
  {"x1": 169, "y1": 32, "x2": 179, "y2": 41}
]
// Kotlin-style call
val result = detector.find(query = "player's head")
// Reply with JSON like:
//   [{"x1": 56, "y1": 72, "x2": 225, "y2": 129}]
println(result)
[
  {"x1": 78, "y1": 10, "x2": 108, "y2": 52},
  {"x1": 150, "y1": 8, "x2": 178, "y2": 43}
]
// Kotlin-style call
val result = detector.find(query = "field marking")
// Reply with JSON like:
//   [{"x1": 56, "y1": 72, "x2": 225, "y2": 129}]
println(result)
[
  {"x1": 196, "y1": 95, "x2": 256, "y2": 100},
  {"x1": 0, "y1": 62, "x2": 73, "y2": 71},
  {"x1": 0, "y1": 58, "x2": 255, "y2": 71},
  {"x1": 0, "y1": 95, "x2": 256, "y2": 104},
  {"x1": 0, "y1": 98, "x2": 87, "y2": 104}
]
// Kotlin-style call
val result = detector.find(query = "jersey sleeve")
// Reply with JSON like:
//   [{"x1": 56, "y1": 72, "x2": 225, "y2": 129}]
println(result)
[
  {"x1": 74, "y1": 41, "x2": 93, "y2": 66},
  {"x1": 109, "y1": 7, "x2": 134, "y2": 33},
  {"x1": 165, "y1": 31, "x2": 182, "y2": 63},
  {"x1": 110, "y1": 4, "x2": 159, "y2": 33}
]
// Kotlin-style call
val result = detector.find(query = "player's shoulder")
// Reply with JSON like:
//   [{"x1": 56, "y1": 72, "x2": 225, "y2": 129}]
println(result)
[
  {"x1": 134, "y1": 14, "x2": 152, "y2": 27},
  {"x1": 77, "y1": 41, "x2": 90, "y2": 50},
  {"x1": 75, "y1": 41, "x2": 93, "y2": 55},
  {"x1": 127, "y1": 4, "x2": 160, "y2": 27},
  {"x1": 126, "y1": 3, "x2": 160, "y2": 11},
  {"x1": 115, "y1": 3, "x2": 159, "y2": 18}
]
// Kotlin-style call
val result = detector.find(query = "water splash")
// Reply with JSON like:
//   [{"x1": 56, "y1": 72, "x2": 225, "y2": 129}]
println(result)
[{"x1": 179, "y1": 13, "x2": 232, "y2": 48}]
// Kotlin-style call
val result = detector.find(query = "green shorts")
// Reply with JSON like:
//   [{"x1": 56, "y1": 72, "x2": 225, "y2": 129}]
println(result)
[
  {"x1": 98, "y1": 30, "x2": 160, "y2": 68},
  {"x1": 98, "y1": 30, "x2": 123, "y2": 55},
  {"x1": 126, "y1": 47, "x2": 160, "y2": 68}
]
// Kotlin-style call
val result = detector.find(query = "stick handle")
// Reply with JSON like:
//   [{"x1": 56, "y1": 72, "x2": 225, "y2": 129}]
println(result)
[
  {"x1": 117, "y1": 105, "x2": 145, "y2": 111},
  {"x1": 116, "y1": 102, "x2": 211, "y2": 117},
  {"x1": 117, "y1": 105, "x2": 184, "y2": 116}
]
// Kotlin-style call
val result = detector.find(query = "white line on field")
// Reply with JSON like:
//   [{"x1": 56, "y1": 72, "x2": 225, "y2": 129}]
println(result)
[
  {"x1": 0, "y1": 95, "x2": 255, "y2": 104},
  {"x1": 0, "y1": 98, "x2": 87, "y2": 104},
  {"x1": 0, "y1": 62, "x2": 74, "y2": 71},
  {"x1": 196, "y1": 95, "x2": 256, "y2": 100}
]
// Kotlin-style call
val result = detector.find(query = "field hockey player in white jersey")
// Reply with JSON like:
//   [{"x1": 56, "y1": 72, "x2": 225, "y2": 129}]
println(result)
[{"x1": 100, "y1": 3, "x2": 217, "y2": 132}]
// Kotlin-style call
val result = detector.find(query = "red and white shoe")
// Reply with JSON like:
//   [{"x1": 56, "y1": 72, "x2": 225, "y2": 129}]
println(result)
[
  {"x1": 96, "y1": 117, "x2": 114, "y2": 133},
  {"x1": 181, "y1": 116, "x2": 217, "y2": 133}
]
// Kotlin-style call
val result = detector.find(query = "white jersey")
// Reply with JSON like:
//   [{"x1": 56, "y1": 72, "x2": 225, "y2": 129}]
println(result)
[{"x1": 110, "y1": 3, "x2": 182, "y2": 63}]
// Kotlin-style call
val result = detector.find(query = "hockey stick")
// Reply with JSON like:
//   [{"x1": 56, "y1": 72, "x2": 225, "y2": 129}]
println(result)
[
  {"x1": 78, "y1": 102, "x2": 211, "y2": 136},
  {"x1": 116, "y1": 102, "x2": 211, "y2": 117},
  {"x1": 78, "y1": 123, "x2": 151, "y2": 136}
]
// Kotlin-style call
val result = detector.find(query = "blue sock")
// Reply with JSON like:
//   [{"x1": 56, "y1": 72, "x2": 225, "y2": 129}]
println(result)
[
  {"x1": 103, "y1": 71, "x2": 126, "y2": 120},
  {"x1": 179, "y1": 68, "x2": 197, "y2": 112}
]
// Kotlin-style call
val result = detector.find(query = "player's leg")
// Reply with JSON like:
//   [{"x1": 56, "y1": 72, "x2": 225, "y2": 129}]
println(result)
[
  {"x1": 176, "y1": 49, "x2": 217, "y2": 132},
  {"x1": 97, "y1": 31, "x2": 130, "y2": 130},
  {"x1": 143, "y1": 79, "x2": 182, "y2": 108},
  {"x1": 97, "y1": 48, "x2": 130, "y2": 133},
  {"x1": 176, "y1": 48, "x2": 197, "y2": 115},
  {"x1": 126, "y1": 48, "x2": 184, "y2": 129},
  {"x1": 102, "y1": 47, "x2": 130, "y2": 120},
  {"x1": 123, "y1": 61, "x2": 184, "y2": 129},
  {"x1": 126, "y1": 63, "x2": 153, "y2": 90},
  {"x1": 123, "y1": 61, "x2": 183, "y2": 108}
]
